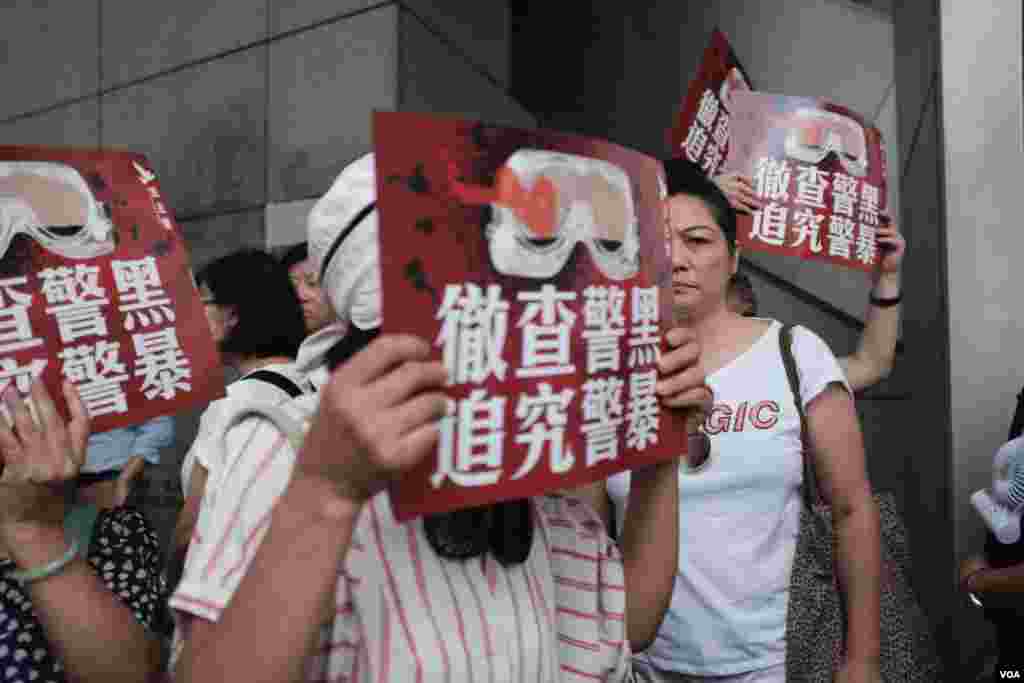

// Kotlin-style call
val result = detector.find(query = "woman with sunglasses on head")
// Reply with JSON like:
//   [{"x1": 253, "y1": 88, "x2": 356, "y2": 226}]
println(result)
[
  {"x1": 587, "y1": 160, "x2": 880, "y2": 683},
  {"x1": 171, "y1": 249, "x2": 307, "y2": 572}
]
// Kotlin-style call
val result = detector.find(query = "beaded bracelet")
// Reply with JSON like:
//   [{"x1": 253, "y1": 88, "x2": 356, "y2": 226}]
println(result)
[{"x1": 5, "y1": 537, "x2": 81, "y2": 585}]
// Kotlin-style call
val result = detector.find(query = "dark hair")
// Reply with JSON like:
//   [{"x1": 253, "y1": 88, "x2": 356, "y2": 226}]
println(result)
[
  {"x1": 196, "y1": 249, "x2": 306, "y2": 358},
  {"x1": 729, "y1": 271, "x2": 758, "y2": 316},
  {"x1": 662, "y1": 157, "x2": 737, "y2": 253},
  {"x1": 280, "y1": 242, "x2": 309, "y2": 272}
]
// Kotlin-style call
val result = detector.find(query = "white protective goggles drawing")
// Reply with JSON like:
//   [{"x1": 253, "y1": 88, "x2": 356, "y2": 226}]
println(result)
[
  {"x1": 0, "y1": 161, "x2": 116, "y2": 261},
  {"x1": 783, "y1": 108, "x2": 869, "y2": 177},
  {"x1": 456, "y1": 150, "x2": 640, "y2": 281}
]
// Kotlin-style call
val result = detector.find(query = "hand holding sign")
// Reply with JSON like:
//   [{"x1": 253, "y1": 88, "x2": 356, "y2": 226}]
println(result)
[
  {"x1": 655, "y1": 326, "x2": 711, "y2": 419},
  {"x1": 0, "y1": 380, "x2": 88, "y2": 538},
  {"x1": 712, "y1": 172, "x2": 764, "y2": 214},
  {"x1": 295, "y1": 334, "x2": 449, "y2": 506},
  {"x1": 874, "y1": 219, "x2": 904, "y2": 277}
]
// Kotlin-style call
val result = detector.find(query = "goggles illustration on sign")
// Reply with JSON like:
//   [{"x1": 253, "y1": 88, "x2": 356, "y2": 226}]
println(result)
[
  {"x1": 449, "y1": 150, "x2": 640, "y2": 281},
  {"x1": 783, "y1": 108, "x2": 869, "y2": 177},
  {"x1": 0, "y1": 161, "x2": 115, "y2": 261}
]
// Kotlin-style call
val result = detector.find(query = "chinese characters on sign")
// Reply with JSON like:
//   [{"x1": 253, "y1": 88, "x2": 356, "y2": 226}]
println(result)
[
  {"x1": 35, "y1": 260, "x2": 187, "y2": 417},
  {"x1": 431, "y1": 283, "x2": 663, "y2": 490},
  {"x1": 375, "y1": 112, "x2": 686, "y2": 520},
  {"x1": 722, "y1": 92, "x2": 888, "y2": 272},
  {"x1": 0, "y1": 147, "x2": 223, "y2": 432},
  {"x1": 682, "y1": 89, "x2": 732, "y2": 177},
  {"x1": 133, "y1": 160, "x2": 175, "y2": 232},
  {"x1": 670, "y1": 29, "x2": 752, "y2": 178},
  {"x1": 0, "y1": 277, "x2": 47, "y2": 398},
  {"x1": 747, "y1": 158, "x2": 880, "y2": 267}
]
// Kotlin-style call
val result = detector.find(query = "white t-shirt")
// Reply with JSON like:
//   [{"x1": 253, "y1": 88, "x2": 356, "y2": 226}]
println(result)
[
  {"x1": 607, "y1": 320, "x2": 850, "y2": 676},
  {"x1": 180, "y1": 362, "x2": 307, "y2": 495}
]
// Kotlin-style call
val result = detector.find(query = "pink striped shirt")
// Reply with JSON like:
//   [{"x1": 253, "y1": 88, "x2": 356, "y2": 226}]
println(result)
[{"x1": 170, "y1": 402, "x2": 632, "y2": 682}]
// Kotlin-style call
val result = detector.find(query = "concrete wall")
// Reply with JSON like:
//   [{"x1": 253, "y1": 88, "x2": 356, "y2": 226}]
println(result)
[
  {"x1": 535, "y1": 0, "x2": 899, "y2": 323},
  {"x1": 0, "y1": 0, "x2": 533, "y2": 546},
  {"x1": 940, "y1": 0, "x2": 1024, "y2": 674},
  {"x1": 886, "y1": 0, "x2": 963, "y2": 672}
]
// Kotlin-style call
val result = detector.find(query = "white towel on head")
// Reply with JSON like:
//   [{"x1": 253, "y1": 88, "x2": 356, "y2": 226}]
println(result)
[
  {"x1": 306, "y1": 152, "x2": 382, "y2": 336},
  {"x1": 293, "y1": 321, "x2": 345, "y2": 390}
]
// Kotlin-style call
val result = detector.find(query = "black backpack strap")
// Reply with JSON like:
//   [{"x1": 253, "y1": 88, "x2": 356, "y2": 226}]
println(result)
[
  {"x1": 1009, "y1": 387, "x2": 1024, "y2": 440},
  {"x1": 242, "y1": 369, "x2": 304, "y2": 399}
]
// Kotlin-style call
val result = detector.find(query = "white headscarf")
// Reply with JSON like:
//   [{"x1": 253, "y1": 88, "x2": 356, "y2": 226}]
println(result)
[
  {"x1": 307, "y1": 152, "x2": 381, "y2": 333},
  {"x1": 295, "y1": 153, "x2": 382, "y2": 383}
]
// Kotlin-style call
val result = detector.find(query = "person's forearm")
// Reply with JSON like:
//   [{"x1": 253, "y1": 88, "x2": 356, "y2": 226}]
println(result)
[
  {"x1": 618, "y1": 458, "x2": 679, "y2": 651},
  {"x1": 177, "y1": 474, "x2": 362, "y2": 683},
  {"x1": 871, "y1": 270, "x2": 901, "y2": 299},
  {"x1": 7, "y1": 524, "x2": 161, "y2": 683},
  {"x1": 833, "y1": 497, "x2": 881, "y2": 665},
  {"x1": 968, "y1": 562, "x2": 1024, "y2": 594},
  {"x1": 845, "y1": 271, "x2": 901, "y2": 391}
]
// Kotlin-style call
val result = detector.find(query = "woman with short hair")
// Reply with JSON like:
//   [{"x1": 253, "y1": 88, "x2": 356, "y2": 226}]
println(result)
[{"x1": 172, "y1": 249, "x2": 308, "y2": 569}]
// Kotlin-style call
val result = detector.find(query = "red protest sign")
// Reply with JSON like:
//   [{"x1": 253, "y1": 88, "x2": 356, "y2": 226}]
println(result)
[
  {"x1": 0, "y1": 146, "x2": 224, "y2": 431},
  {"x1": 668, "y1": 28, "x2": 753, "y2": 176},
  {"x1": 375, "y1": 111, "x2": 687, "y2": 521},
  {"x1": 722, "y1": 91, "x2": 888, "y2": 272}
]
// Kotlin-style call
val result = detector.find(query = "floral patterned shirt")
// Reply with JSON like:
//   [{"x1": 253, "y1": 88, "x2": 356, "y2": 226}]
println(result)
[{"x1": 0, "y1": 507, "x2": 168, "y2": 683}]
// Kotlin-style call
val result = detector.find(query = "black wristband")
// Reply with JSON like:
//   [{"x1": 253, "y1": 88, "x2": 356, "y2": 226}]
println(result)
[{"x1": 869, "y1": 292, "x2": 902, "y2": 307}]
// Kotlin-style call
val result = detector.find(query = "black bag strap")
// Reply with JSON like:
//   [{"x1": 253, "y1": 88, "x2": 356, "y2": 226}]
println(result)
[
  {"x1": 242, "y1": 369, "x2": 304, "y2": 399},
  {"x1": 1009, "y1": 386, "x2": 1024, "y2": 440},
  {"x1": 778, "y1": 324, "x2": 822, "y2": 511}
]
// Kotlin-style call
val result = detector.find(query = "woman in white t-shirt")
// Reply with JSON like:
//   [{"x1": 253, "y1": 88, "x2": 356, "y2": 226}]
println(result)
[
  {"x1": 590, "y1": 160, "x2": 881, "y2": 683},
  {"x1": 171, "y1": 249, "x2": 308, "y2": 567}
]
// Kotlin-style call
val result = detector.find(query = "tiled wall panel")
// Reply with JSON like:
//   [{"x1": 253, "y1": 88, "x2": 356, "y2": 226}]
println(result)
[
  {"x1": 268, "y1": 5, "x2": 398, "y2": 202},
  {"x1": 101, "y1": 0, "x2": 267, "y2": 87},
  {"x1": 102, "y1": 48, "x2": 268, "y2": 218}
]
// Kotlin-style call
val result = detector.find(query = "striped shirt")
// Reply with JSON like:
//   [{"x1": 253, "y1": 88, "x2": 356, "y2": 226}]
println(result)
[{"x1": 170, "y1": 396, "x2": 633, "y2": 682}]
